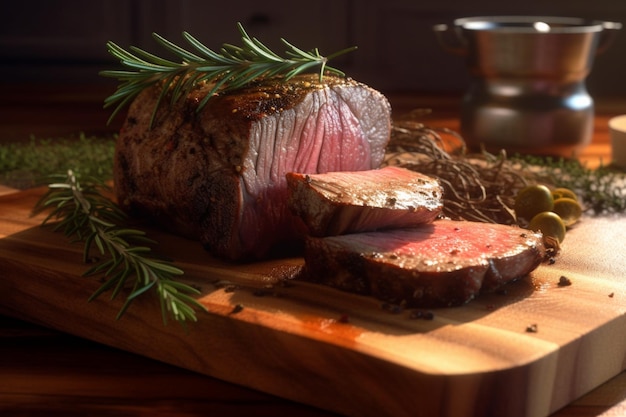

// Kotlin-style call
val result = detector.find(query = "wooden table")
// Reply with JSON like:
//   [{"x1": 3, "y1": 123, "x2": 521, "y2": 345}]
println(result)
[{"x1": 1, "y1": 89, "x2": 626, "y2": 417}]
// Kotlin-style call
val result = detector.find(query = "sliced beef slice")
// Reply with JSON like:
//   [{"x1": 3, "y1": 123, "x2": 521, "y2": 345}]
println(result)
[
  {"x1": 303, "y1": 219, "x2": 545, "y2": 307},
  {"x1": 286, "y1": 166, "x2": 443, "y2": 236},
  {"x1": 114, "y1": 74, "x2": 392, "y2": 260}
]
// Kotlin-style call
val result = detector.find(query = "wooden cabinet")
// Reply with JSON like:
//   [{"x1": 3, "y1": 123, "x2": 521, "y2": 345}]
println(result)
[
  {"x1": 1, "y1": 0, "x2": 134, "y2": 83},
  {"x1": 2, "y1": 0, "x2": 625, "y2": 95},
  {"x1": 154, "y1": 0, "x2": 349, "y2": 51},
  {"x1": 1, "y1": 0, "x2": 132, "y2": 60}
]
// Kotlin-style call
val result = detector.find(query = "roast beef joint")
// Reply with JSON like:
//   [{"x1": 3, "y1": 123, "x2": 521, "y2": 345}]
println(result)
[{"x1": 114, "y1": 74, "x2": 392, "y2": 261}]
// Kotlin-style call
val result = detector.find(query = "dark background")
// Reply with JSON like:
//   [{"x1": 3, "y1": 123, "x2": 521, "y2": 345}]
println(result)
[{"x1": 2, "y1": 0, "x2": 625, "y2": 97}]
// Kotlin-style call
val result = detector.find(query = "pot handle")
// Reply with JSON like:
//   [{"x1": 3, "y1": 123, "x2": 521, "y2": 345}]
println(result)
[
  {"x1": 596, "y1": 21, "x2": 622, "y2": 55},
  {"x1": 433, "y1": 23, "x2": 467, "y2": 56}
]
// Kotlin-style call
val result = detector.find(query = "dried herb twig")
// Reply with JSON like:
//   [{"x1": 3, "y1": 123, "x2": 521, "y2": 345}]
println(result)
[
  {"x1": 385, "y1": 115, "x2": 626, "y2": 222},
  {"x1": 385, "y1": 121, "x2": 527, "y2": 224}
]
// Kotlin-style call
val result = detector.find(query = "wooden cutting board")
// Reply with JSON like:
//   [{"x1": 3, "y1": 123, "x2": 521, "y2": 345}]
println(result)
[{"x1": 1, "y1": 187, "x2": 625, "y2": 417}]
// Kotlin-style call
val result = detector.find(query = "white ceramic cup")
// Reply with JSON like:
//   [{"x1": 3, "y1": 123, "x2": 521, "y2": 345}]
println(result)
[{"x1": 608, "y1": 115, "x2": 626, "y2": 168}]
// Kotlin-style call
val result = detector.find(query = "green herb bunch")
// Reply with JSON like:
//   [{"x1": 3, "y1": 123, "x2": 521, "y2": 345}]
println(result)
[
  {"x1": 33, "y1": 170, "x2": 206, "y2": 325},
  {"x1": 100, "y1": 22, "x2": 357, "y2": 126},
  {"x1": 0, "y1": 134, "x2": 115, "y2": 189},
  {"x1": 513, "y1": 155, "x2": 626, "y2": 214}
]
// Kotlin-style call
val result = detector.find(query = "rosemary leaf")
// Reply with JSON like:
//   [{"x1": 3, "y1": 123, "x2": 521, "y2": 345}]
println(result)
[
  {"x1": 101, "y1": 22, "x2": 357, "y2": 127},
  {"x1": 33, "y1": 170, "x2": 207, "y2": 325}
]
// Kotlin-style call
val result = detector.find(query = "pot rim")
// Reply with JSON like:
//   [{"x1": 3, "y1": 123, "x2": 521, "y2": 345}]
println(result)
[{"x1": 455, "y1": 16, "x2": 617, "y2": 33}]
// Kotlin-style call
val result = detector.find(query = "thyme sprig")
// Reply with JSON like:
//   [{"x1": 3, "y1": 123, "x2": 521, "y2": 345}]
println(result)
[
  {"x1": 512, "y1": 155, "x2": 626, "y2": 215},
  {"x1": 100, "y1": 22, "x2": 357, "y2": 126},
  {"x1": 32, "y1": 170, "x2": 206, "y2": 325}
]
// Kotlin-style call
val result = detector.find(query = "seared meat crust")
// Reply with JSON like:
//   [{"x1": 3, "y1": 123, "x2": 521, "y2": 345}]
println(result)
[{"x1": 114, "y1": 74, "x2": 392, "y2": 260}]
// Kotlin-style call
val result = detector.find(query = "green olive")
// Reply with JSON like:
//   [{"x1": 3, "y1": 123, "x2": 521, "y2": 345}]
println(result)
[
  {"x1": 553, "y1": 197, "x2": 582, "y2": 226},
  {"x1": 514, "y1": 185, "x2": 554, "y2": 221},
  {"x1": 528, "y1": 211, "x2": 567, "y2": 243},
  {"x1": 552, "y1": 187, "x2": 578, "y2": 202}
]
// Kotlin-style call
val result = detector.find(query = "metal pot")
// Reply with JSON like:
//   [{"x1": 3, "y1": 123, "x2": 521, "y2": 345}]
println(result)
[{"x1": 434, "y1": 16, "x2": 621, "y2": 156}]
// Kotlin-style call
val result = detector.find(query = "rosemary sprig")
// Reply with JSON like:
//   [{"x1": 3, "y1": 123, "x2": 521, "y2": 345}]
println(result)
[
  {"x1": 100, "y1": 22, "x2": 357, "y2": 126},
  {"x1": 32, "y1": 170, "x2": 206, "y2": 325}
]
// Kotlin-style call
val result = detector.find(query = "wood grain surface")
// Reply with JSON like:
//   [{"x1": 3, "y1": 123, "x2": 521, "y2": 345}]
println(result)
[{"x1": 1, "y1": 185, "x2": 626, "y2": 417}]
